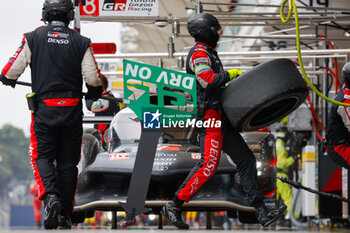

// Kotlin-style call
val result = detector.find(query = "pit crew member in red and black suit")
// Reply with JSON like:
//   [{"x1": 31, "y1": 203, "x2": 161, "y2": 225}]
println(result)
[
  {"x1": 326, "y1": 63, "x2": 350, "y2": 169},
  {"x1": 86, "y1": 75, "x2": 120, "y2": 147},
  {"x1": 160, "y1": 13, "x2": 286, "y2": 229},
  {"x1": 0, "y1": 0, "x2": 103, "y2": 229}
]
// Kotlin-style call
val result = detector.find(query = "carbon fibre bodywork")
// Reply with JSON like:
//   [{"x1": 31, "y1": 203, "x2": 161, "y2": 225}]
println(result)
[{"x1": 73, "y1": 108, "x2": 277, "y2": 224}]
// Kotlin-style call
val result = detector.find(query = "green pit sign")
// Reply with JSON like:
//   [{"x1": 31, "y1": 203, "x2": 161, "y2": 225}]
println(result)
[{"x1": 123, "y1": 60, "x2": 197, "y2": 125}]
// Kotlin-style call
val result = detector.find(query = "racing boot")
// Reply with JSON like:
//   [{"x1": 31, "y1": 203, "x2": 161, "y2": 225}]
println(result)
[
  {"x1": 43, "y1": 193, "x2": 61, "y2": 229},
  {"x1": 255, "y1": 203, "x2": 287, "y2": 227},
  {"x1": 161, "y1": 201, "x2": 189, "y2": 229},
  {"x1": 57, "y1": 215, "x2": 72, "y2": 229}
]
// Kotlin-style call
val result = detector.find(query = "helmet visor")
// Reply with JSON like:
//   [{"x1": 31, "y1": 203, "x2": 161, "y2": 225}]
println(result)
[
  {"x1": 216, "y1": 27, "x2": 223, "y2": 38},
  {"x1": 216, "y1": 27, "x2": 223, "y2": 46},
  {"x1": 217, "y1": 27, "x2": 224, "y2": 37}
]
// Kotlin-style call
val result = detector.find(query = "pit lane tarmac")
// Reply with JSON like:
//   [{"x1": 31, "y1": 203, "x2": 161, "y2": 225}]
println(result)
[{"x1": 1, "y1": 225, "x2": 349, "y2": 232}]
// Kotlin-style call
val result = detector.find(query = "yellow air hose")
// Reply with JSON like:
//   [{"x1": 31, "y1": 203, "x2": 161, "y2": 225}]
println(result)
[{"x1": 280, "y1": 0, "x2": 350, "y2": 107}]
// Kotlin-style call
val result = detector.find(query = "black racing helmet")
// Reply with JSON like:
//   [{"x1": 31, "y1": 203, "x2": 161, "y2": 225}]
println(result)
[
  {"x1": 343, "y1": 63, "x2": 350, "y2": 87},
  {"x1": 42, "y1": 0, "x2": 75, "y2": 22},
  {"x1": 187, "y1": 13, "x2": 222, "y2": 48}
]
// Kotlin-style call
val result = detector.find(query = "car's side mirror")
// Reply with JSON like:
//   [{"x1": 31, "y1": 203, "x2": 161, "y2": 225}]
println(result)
[{"x1": 104, "y1": 128, "x2": 112, "y2": 143}]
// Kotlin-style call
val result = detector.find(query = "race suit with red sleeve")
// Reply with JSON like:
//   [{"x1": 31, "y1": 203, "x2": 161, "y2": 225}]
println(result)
[
  {"x1": 326, "y1": 86, "x2": 350, "y2": 169},
  {"x1": 0, "y1": 21, "x2": 103, "y2": 216},
  {"x1": 174, "y1": 42, "x2": 264, "y2": 208}
]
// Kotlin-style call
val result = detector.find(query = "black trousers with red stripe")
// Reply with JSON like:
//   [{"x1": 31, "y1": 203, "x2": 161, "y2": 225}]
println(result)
[
  {"x1": 29, "y1": 97, "x2": 82, "y2": 216},
  {"x1": 175, "y1": 109, "x2": 264, "y2": 208}
]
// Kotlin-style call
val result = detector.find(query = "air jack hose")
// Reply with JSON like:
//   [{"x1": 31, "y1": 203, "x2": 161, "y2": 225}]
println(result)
[
  {"x1": 289, "y1": 177, "x2": 307, "y2": 228},
  {"x1": 280, "y1": 0, "x2": 350, "y2": 107},
  {"x1": 278, "y1": 176, "x2": 350, "y2": 203}
]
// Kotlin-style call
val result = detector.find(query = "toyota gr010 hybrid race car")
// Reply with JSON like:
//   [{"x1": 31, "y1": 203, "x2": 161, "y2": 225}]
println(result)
[{"x1": 72, "y1": 107, "x2": 277, "y2": 225}]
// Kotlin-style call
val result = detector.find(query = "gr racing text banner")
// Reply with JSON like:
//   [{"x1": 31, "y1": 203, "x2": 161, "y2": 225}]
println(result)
[{"x1": 80, "y1": 0, "x2": 159, "y2": 17}]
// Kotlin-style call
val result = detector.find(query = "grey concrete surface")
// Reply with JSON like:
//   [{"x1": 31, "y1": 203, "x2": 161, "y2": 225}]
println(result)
[
  {"x1": 0, "y1": 226, "x2": 348, "y2": 233},
  {"x1": 0, "y1": 230, "x2": 346, "y2": 233}
]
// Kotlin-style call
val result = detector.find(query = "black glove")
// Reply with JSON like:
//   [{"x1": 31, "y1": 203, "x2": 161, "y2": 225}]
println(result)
[
  {"x1": 0, "y1": 74, "x2": 16, "y2": 88},
  {"x1": 85, "y1": 84, "x2": 103, "y2": 101}
]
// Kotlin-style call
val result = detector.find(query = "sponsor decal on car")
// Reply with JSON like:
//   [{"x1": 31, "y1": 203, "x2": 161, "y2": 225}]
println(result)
[
  {"x1": 155, "y1": 153, "x2": 178, "y2": 157},
  {"x1": 153, "y1": 161, "x2": 173, "y2": 166},
  {"x1": 110, "y1": 153, "x2": 130, "y2": 160},
  {"x1": 153, "y1": 165, "x2": 169, "y2": 171},
  {"x1": 154, "y1": 157, "x2": 176, "y2": 162},
  {"x1": 191, "y1": 153, "x2": 201, "y2": 159}
]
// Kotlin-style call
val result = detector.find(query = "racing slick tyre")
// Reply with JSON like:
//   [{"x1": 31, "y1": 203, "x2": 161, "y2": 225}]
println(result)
[{"x1": 221, "y1": 58, "x2": 308, "y2": 131}]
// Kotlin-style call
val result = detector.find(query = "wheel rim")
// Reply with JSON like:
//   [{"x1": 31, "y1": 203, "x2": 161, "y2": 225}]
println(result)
[{"x1": 244, "y1": 95, "x2": 300, "y2": 130}]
